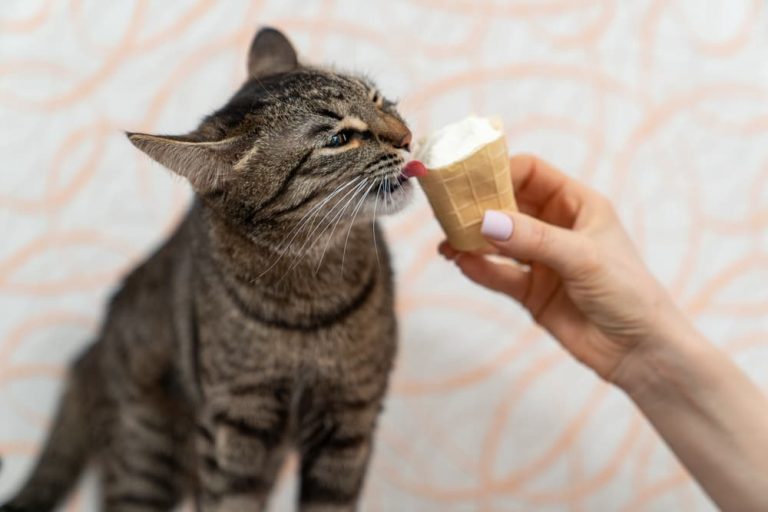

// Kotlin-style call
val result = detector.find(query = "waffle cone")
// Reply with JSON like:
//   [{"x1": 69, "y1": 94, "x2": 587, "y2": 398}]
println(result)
[{"x1": 417, "y1": 134, "x2": 517, "y2": 251}]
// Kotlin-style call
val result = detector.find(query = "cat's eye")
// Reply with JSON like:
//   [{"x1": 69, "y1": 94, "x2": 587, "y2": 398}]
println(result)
[{"x1": 327, "y1": 130, "x2": 352, "y2": 148}]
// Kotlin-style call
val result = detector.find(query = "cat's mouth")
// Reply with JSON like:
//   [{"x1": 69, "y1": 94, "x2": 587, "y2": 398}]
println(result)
[
  {"x1": 366, "y1": 169, "x2": 413, "y2": 215},
  {"x1": 381, "y1": 173, "x2": 409, "y2": 194}
]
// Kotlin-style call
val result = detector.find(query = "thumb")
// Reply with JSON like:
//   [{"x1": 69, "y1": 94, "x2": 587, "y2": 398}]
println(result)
[{"x1": 480, "y1": 210, "x2": 590, "y2": 277}]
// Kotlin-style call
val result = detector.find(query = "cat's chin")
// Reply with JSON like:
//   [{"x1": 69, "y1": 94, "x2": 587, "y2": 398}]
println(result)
[{"x1": 363, "y1": 178, "x2": 413, "y2": 216}]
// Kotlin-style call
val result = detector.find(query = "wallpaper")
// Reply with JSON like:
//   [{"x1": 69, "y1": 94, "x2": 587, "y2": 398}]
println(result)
[{"x1": 1, "y1": 1, "x2": 768, "y2": 511}]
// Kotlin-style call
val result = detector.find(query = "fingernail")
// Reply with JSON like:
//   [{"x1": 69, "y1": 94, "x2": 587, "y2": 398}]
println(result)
[{"x1": 481, "y1": 210, "x2": 513, "y2": 241}]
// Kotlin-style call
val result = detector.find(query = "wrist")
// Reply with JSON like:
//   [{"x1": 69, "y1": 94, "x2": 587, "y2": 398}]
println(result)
[{"x1": 610, "y1": 306, "x2": 711, "y2": 403}]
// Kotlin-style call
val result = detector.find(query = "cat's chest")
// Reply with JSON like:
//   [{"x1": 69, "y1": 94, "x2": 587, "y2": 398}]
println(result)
[
  {"x1": 195, "y1": 323, "x2": 395, "y2": 407},
  {"x1": 194, "y1": 271, "x2": 396, "y2": 387}
]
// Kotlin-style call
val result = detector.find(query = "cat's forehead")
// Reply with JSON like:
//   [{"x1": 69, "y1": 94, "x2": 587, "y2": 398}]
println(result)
[
  {"x1": 241, "y1": 69, "x2": 377, "y2": 104},
  {"x1": 283, "y1": 69, "x2": 377, "y2": 100},
  {"x1": 205, "y1": 69, "x2": 384, "y2": 135}
]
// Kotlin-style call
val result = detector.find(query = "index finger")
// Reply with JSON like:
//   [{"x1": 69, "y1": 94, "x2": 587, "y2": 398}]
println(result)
[
  {"x1": 509, "y1": 154, "x2": 584, "y2": 205},
  {"x1": 509, "y1": 154, "x2": 599, "y2": 222}
]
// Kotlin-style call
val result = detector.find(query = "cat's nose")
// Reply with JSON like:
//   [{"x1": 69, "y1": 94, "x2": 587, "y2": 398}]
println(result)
[
  {"x1": 396, "y1": 130, "x2": 412, "y2": 151},
  {"x1": 376, "y1": 115, "x2": 412, "y2": 151}
]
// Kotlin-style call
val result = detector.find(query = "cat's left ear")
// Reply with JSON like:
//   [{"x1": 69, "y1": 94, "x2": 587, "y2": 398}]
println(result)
[
  {"x1": 247, "y1": 27, "x2": 298, "y2": 79},
  {"x1": 126, "y1": 132, "x2": 240, "y2": 192}
]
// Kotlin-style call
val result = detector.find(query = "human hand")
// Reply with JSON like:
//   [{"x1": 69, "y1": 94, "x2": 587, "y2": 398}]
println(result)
[
  {"x1": 442, "y1": 155, "x2": 768, "y2": 511},
  {"x1": 439, "y1": 155, "x2": 691, "y2": 383}
]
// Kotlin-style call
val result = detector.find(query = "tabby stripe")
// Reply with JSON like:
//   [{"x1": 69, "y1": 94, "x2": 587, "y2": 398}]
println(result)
[
  {"x1": 310, "y1": 123, "x2": 335, "y2": 136},
  {"x1": 271, "y1": 153, "x2": 398, "y2": 215},
  {"x1": 199, "y1": 453, "x2": 265, "y2": 485},
  {"x1": 325, "y1": 434, "x2": 368, "y2": 451},
  {"x1": 198, "y1": 460, "x2": 271, "y2": 499},
  {"x1": 300, "y1": 425, "x2": 335, "y2": 464},
  {"x1": 228, "y1": 380, "x2": 290, "y2": 398},
  {"x1": 337, "y1": 394, "x2": 385, "y2": 412},
  {"x1": 201, "y1": 454, "x2": 218, "y2": 472},
  {"x1": 106, "y1": 494, "x2": 174, "y2": 508},
  {"x1": 299, "y1": 474, "x2": 358, "y2": 506},
  {"x1": 315, "y1": 108, "x2": 343, "y2": 120},
  {"x1": 268, "y1": 186, "x2": 325, "y2": 218},
  {"x1": 257, "y1": 149, "x2": 313, "y2": 212},
  {"x1": 314, "y1": 151, "x2": 391, "y2": 179},
  {"x1": 201, "y1": 476, "x2": 271, "y2": 501},
  {"x1": 213, "y1": 260, "x2": 378, "y2": 331},
  {"x1": 213, "y1": 416, "x2": 283, "y2": 446},
  {"x1": 196, "y1": 424, "x2": 214, "y2": 443},
  {"x1": 134, "y1": 414, "x2": 167, "y2": 435},
  {"x1": 225, "y1": 476, "x2": 271, "y2": 495},
  {"x1": 228, "y1": 382, "x2": 274, "y2": 396},
  {"x1": 146, "y1": 450, "x2": 178, "y2": 472},
  {"x1": 363, "y1": 154, "x2": 393, "y2": 172},
  {"x1": 116, "y1": 455, "x2": 176, "y2": 492},
  {"x1": 315, "y1": 163, "x2": 347, "y2": 177},
  {"x1": 368, "y1": 162, "x2": 399, "y2": 176}
]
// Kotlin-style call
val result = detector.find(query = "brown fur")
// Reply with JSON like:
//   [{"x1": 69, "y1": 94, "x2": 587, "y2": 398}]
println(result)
[{"x1": 2, "y1": 27, "x2": 411, "y2": 512}]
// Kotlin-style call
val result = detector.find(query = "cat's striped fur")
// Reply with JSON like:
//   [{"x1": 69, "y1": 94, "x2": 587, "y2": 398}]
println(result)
[{"x1": 2, "y1": 27, "x2": 411, "y2": 512}]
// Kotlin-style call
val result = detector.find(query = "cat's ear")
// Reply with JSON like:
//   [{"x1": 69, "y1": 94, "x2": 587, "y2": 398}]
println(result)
[
  {"x1": 247, "y1": 27, "x2": 298, "y2": 79},
  {"x1": 126, "y1": 132, "x2": 239, "y2": 192}
]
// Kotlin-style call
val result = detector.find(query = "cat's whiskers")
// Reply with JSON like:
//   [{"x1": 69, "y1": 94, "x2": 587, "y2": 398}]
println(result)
[
  {"x1": 341, "y1": 180, "x2": 376, "y2": 276},
  {"x1": 384, "y1": 175, "x2": 391, "y2": 211},
  {"x1": 278, "y1": 183, "x2": 362, "y2": 282},
  {"x1": 314, "y1": 178, "x2": 371, "y2": 274},
  {"x1": 281, "y1": 178, "x2": 359, "y2": 246},
  {"x1": 258, "y1": 180, "x2": 359, "y2": 279},
  {"x1": 277, "y1": 179, "x2": 368, "y2": 282},
  {"x1": 277, "y1": 176, "x2": 361, "y2": 250},
  {"x1": 301, "y1": 179, "x2": 368, "y2": 258},
  {"x1": 258, "y1": 177, "x2": 361, "y2": 278},
  {"x1": 371, "y1": 178, "x2": 382, "y2": 271}
]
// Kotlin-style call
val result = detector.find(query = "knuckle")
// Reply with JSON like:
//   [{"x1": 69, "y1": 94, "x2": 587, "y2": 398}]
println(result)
[
  {"x1": 593, "y1": 191, "x2": 617, "y2": 215},
  {"x1": 529, "y1": 220, "x2": 551, "y2": 253},
  {"x1": 510, "y1": 152, "x2": 536, "y2": 165},
  {"x1": 573, "y1": 240, "x2": 602, "y2": 276}
]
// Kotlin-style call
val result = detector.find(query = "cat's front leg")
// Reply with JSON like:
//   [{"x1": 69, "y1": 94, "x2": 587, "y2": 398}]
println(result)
[
  {"x1": 195, "y1": 382, "x2": 291, "y2": 512},
  {"x1": 298, "y1": 399, "x2": 382, "y2": 512}
]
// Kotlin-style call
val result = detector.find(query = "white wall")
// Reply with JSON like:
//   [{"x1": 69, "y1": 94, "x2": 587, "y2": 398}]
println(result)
[{"x1": 2, "y1": 1, "x2": 767, "y2": 510}]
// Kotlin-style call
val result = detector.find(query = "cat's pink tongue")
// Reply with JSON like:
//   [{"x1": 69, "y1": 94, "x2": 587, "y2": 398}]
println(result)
[{"x1": 403, "y1": 160, "x2": 428, "y2": 178}]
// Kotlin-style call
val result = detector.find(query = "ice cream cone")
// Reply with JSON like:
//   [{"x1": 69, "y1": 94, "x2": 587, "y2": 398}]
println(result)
[{"x1": 417, "y1": 132, "x2": 517, "y2": 251}]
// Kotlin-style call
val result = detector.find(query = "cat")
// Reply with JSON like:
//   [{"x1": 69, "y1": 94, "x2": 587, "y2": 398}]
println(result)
[{"x1": 1, "y1": 27, "x2": 412, "y2": 512}]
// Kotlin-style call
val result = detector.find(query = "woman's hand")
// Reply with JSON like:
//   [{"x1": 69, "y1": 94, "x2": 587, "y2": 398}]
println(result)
[
  {"x1": 440, "y1": 154, "x2": 768, "y2": 511},
  {"x1": 439, "y1": 154, "x2": 688, "y2": 382}
]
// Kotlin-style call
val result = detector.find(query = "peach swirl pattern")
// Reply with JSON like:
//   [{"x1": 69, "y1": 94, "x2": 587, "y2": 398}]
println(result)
[{"x1": 1, "y1": 1, "x2": 767, "y2": 511}]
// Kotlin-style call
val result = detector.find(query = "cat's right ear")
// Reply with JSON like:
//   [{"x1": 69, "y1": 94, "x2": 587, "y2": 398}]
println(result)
[
  {"x1": 126, "y1": 132, "x2": 238, "y2": 192},
  {"x1": 247, "y1": 27, "x2": 298, "y2": 79}
]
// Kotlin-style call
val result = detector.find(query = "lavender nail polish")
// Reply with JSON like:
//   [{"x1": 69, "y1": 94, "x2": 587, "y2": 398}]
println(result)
[{"x1": 481, "y1": 210, "x2": 513, "y2": 241}]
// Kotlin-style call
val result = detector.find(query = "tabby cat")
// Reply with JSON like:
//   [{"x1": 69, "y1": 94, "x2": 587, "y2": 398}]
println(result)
[{"x1": 1, "y1": 27, "x2": 412, "y2": 512}]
